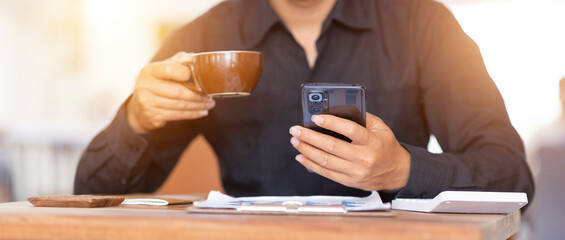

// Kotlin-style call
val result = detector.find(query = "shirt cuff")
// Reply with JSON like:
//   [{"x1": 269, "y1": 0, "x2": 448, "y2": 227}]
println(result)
[
  {"x1": 106, "y1": 103, "x2": 150, "y2": 170},
  {"x1": 395, "y1": 143, "x2": 451, "y2": 199}
]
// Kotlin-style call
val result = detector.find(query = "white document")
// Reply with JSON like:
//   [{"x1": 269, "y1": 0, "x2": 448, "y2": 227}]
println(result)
[
  {"x1": 122, "y1": 198, "x2": 169, "y2": 206},
  {"x1": 122, "y1": 194, "x2": 203, "y2": 206},
  {"x1": 391, "y1": 191, "x2": 528, "y2": 214},
  {"x1": 193, "y1": 191, "x2": 391, "y2": 212}
]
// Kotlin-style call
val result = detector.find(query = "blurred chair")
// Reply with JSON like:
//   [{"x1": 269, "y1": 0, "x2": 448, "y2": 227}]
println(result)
[
  {"x1": 521, "y1": 79, "x2": 565, "y2": 239},
  {"x1": 156, "y1": 135, "x2": 224, "y2": 194},
  {"x1": 0, "y1": 133, "x2": 13, "y2": 202},
  {"x1": 0, "y1": 162, "x2": 13, "y2": 202},
  {"x1": 513, "y1": 79, "x2": 565, "y2": 240},
  {"x1": 521, "y1": 144, "x2": 565, "y2": 240}
]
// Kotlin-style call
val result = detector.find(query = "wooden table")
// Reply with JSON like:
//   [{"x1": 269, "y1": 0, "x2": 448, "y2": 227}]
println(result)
[{"x1": 0, "y1": 200, "x2": 519, "y2": 240}]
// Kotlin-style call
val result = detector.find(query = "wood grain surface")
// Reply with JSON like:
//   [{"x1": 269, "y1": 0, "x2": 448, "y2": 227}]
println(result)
[
  {"x1": 27, "y1": 195, "x2": 124, "y2": 208},
  {"x1": 0, "y1": 200, "x2": 520, "y2": 240}
]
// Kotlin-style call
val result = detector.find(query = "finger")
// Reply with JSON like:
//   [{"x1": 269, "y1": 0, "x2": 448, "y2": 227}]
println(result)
[
  {"x1": 289, "y1": 126, "x2": 357, "y2": 160},
  {"x1": 295, "y1": 154, "x2": 352, "y2": 186},
  {"x1": 149, "y1": 107, "x2": 210, "y2": 121},
  {"x1": 310, "y1": 114, "x2": 370, "y2": 145},
  {"x1": 290, "y1": 137, "x2": 352, "y2": 175},
  {"x1": 168, "y1": 51, "x2": 193, "y2": 65},
  {"x1": 146, "y1": 62, "x2": 191, "y2": 82},
  {"x1": 140, "y1": 78, "x2": 208, "y2": 102},
  {"x1": 365, "y1": 112, "x2": 390, "y2": 131},
  {"x1": 148, "y1": 95, "x2": 215, "y2": 111}
]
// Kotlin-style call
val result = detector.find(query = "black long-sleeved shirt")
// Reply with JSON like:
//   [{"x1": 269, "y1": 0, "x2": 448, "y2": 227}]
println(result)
[{"x1": 74, "y1": 0, "x2": 534, "y2": 202}]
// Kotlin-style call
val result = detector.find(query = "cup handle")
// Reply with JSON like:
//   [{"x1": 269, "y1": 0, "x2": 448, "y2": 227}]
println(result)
[{"x1": 181, "y1": 63, "x2": 203, "y2": 94}]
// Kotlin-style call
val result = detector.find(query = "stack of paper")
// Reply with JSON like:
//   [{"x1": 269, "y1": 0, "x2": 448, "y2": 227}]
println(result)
[{"x1": 193, "y1": 191, "x2": 391, "y2": 212}]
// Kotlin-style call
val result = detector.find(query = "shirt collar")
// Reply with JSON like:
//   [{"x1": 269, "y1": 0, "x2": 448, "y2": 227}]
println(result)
[
  {"x1": 242, "y1": 1, "x2": 280, "y2": 49},
  {"x1": 242, "y1": 0, "x2": 372, "y2": 49},
  {"x1": 327, "y1": 0, "x2": 373, "y2": 31}
]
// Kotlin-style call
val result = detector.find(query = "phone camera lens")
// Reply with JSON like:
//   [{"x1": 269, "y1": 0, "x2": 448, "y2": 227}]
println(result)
[
  {"x1": 311, "y1": 107, "x2": 321, "y2": 113},
  {"x1": 309, "y1": 93, "x2": 323, "y2": 102}
]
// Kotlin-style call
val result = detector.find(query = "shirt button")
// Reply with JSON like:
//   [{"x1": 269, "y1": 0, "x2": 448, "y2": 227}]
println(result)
[{"x1": 120, "y1": 178, "x2": 127, "y2": 185}]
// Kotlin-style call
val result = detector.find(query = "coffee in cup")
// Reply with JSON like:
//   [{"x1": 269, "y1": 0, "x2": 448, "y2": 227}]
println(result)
[{"x1": 184, "y1": 51, "x2": 263, "y2": 97}]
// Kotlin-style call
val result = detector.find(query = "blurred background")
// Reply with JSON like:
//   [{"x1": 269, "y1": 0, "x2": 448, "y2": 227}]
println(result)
[
  {"x1": 0, "y1": 0, "x2": 224, "y2": 202},
  {"x1": 0, "y1": 0, "x2": 564, "y2": 236}
]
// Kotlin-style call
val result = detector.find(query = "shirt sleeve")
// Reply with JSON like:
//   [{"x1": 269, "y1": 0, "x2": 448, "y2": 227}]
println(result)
[
  {"x1": 74, "y1": 103, "x2": 150, "y2": 194},
  {"x1": 395, "y1": 1, "x2": 534, "y2": 202}
]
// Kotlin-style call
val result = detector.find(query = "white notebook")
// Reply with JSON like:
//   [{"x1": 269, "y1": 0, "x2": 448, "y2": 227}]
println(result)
[{"x1": 391, "y1": 191, "x2": 528, "y2": 214}]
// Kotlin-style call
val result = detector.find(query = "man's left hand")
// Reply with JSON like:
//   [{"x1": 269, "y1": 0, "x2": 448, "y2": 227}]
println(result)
[{"x1": 289, "y1": 113, "x2": 411, "y2": 191}]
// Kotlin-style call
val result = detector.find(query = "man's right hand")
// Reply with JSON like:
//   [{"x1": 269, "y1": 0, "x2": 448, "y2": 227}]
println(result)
[{"x1": 126, "y1": 52, "x2": 215, "y2": 134}]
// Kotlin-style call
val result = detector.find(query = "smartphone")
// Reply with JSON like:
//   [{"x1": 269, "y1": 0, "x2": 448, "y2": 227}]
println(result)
[{"x1": 301, "y1": 83, "x2": 366, "y2": 142}]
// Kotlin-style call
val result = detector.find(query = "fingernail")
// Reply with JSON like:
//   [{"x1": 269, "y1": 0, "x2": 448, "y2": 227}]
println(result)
[
  {"x1": 179, "y1": 52, "x2": 192, "y2": 62},
  {"x1": 290, "y1": 137, "x2": 299, "y2": 147},
  {"x1": 206, "y1": 100, "x2": 215, "y2": 108},
  {"x1": 295, "y1": 155, "x2": 304, "y2": 163},
  {"x1": 198, "y1": 110, "x2": 209, "y2": 116},
  {"x1": 312, "y1": 115, "x2": 324, "y2": 125},
  {"x1": 289, "y1": 126, "x2": 301, "y2": 137},
  {"x1": 202, "y1": 95, "x2": 211, "y2": 101}
]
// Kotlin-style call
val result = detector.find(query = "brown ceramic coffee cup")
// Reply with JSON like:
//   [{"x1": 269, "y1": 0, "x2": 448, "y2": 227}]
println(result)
[{"x1": 184, "y1": 51, "x2": 263, "y2": 97}]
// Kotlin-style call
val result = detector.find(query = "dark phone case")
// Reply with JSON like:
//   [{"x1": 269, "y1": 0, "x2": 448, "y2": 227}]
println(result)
[{"x1": 301, "y1": 83, "x2": 366, "y2": 142}]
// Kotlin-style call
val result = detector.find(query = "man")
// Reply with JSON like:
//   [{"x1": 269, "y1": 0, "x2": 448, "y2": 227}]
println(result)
[{"x1": 74, "y1": 0, "x2": 534, "y2": 202}]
